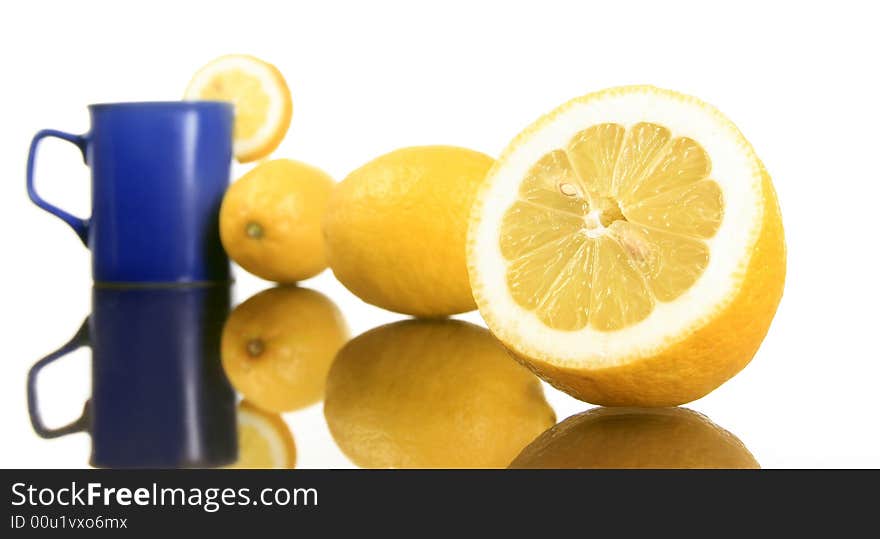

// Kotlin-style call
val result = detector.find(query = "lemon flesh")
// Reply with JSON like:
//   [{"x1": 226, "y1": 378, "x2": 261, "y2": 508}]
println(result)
[
  {"x1": 323, "y1": 146, "x2": 495, "y2": 317},
  {"x1": 501, "y1": 123, "x2": 722, "y2": 332},
  {"x1": 234, "y1": 421, "x2": 279, "y2": 468},
  {"x1": 219, "y1": 159, "x2": 335, "y2": 283},
  {"x1": 197, "y1": 68, "x2": 271, "y2": 140},
  {"x1": 185, "y1": 54, "x2": 292, "y2": 163}
]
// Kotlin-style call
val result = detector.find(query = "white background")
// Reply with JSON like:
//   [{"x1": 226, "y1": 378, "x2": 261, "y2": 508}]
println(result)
[{"x1": 1, "y1": 0, "x2": 878, "y2": 468}]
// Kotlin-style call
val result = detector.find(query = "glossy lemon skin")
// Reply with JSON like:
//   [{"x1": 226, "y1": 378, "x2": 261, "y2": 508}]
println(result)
[
  {"x1": 323, "y1": 146, "x2": 495, "y2": 317},
  {"x1": 220, "y1": 159, "x2": 335, "y2": 283}
]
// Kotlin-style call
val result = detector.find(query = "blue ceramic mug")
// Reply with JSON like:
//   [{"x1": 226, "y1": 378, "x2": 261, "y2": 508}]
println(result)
[
  {"x1": 26, "y1": 285, "x2": 237, "y2": 468},
  {"x1": 26, "y1": 102, "x2": 234, "y2": 284}
]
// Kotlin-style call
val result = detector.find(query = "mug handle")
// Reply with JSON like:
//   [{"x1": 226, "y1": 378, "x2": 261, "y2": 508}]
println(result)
[
  {"x1": 26, "y1": 129, "x2": 91, "y2": 246},
  {"x1": 27, "y1": 318, "x2": 91, "y2": 438}
]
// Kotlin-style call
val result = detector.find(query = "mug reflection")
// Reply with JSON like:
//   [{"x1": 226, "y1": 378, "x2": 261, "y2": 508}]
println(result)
[
  {"x1": 324, "y1": 319, "x2": 556, "y2": 468},
  {"x1": 509, "y1": 407, "x2": 759, "y2": 469},
  {"x1": 27, "y1": 285, "x2": 236, "y2": 468}
]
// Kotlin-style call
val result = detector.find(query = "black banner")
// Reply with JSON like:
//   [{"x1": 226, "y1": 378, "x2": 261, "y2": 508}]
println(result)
[{"x1": 2, "y1": 469, "x2": 876, "y2": 535}]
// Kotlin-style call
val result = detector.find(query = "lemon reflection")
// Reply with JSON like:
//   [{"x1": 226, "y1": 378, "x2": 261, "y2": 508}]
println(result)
[
  {"x1": 227, "y1": 401, "x2": 297, "y2": 469},
  {"x1": 221, "y1": 286, "x2": 349, "y2": 413},
  {"x1": 509, "y1": 407, "x2": 759, "y2": 469},
  {"x1": 324, "y1": 319, "x2": 556, "y2": 468}
]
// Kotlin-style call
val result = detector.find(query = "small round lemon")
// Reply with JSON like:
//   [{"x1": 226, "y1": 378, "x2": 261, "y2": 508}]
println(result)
[
  {"x1": 323, "y1": 146, "x2": 495, "y2": 317},
  {"x1": 510, "y1": 407, "x2": 759, "y2": 469},
  {"x1": 220, "y1": 159, "x2": 335, "y2": 283},
  {"x1": 324, "y1": 319, "x2": 555, "y2": 468},
  {"x1": 221, "y1": 286, "x2": 349, "y2": 413}
]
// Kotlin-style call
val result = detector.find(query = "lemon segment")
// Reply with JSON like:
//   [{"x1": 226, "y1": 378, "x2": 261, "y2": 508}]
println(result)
[
  {"x1": 498, "y1": 120, "x2": 722, "y2": 332},
  {"x1": 237, "y1": 413, "x2": 284, "y2": 467},
  {"x1": 197, "y1": 68, "x2": 271, "y2": 140}
]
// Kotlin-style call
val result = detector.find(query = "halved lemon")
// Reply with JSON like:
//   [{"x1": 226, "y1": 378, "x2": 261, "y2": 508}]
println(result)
[
  {"x1": 467, "y1": 86, "x2": 785, "y2": 406},
  {"x1": 185, "y1": 54, "x2": 292, "y2": 163},
  {"x1": 227, "y1": 401, "x2": 296, "y2": 469}
]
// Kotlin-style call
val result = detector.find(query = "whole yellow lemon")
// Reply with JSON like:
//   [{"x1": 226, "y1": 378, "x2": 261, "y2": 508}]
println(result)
[
  {"x1": 221, "y1": 286, "x2": 349, "y2": 413},
  {"x1": 509, "y1": 407, "x2": 759, "y2": 469},
  {"x1": 220, "y1": 159, "x2": 335, "y2": 283},
  {"x1": 323, "y1": 146, "x2": 495, "y2": 317},
  {"x1": 324, "y1": 319, "x2": 556, "y2": 468}
]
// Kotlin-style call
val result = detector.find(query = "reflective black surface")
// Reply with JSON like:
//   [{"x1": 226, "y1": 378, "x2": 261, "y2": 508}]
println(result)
[{"x1": 28, "y1": 285, "x2": 236, "y2": 468}]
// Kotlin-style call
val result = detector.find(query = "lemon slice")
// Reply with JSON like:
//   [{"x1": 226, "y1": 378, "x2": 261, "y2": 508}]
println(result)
[
  {"x1": 468, "y1": 86, "x2": 785, "y2": 406},
  {"x1": 185, "y1": 54, "x2": 292, "y2": 163},
  {"x1": 227, "y1": 402, "x2": 296, "y2": 469},
  {"x1": 323, "y1": 320, "x2": 555, "y2": 468}
]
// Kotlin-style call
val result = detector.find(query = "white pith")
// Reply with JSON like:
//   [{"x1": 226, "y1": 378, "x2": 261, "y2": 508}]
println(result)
[
  {"x1": 238, "y1": 409, "x2": 287, "y2": 468},
  {"x1": 583, "y1": 210, "x2": 608, "y2": 239},
  {"x1": 469, "y1": 88, "x2": 764, "y2": 367},
  {"x1": 184, "y1": 55, "x2": 287, "y2": 157}
]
